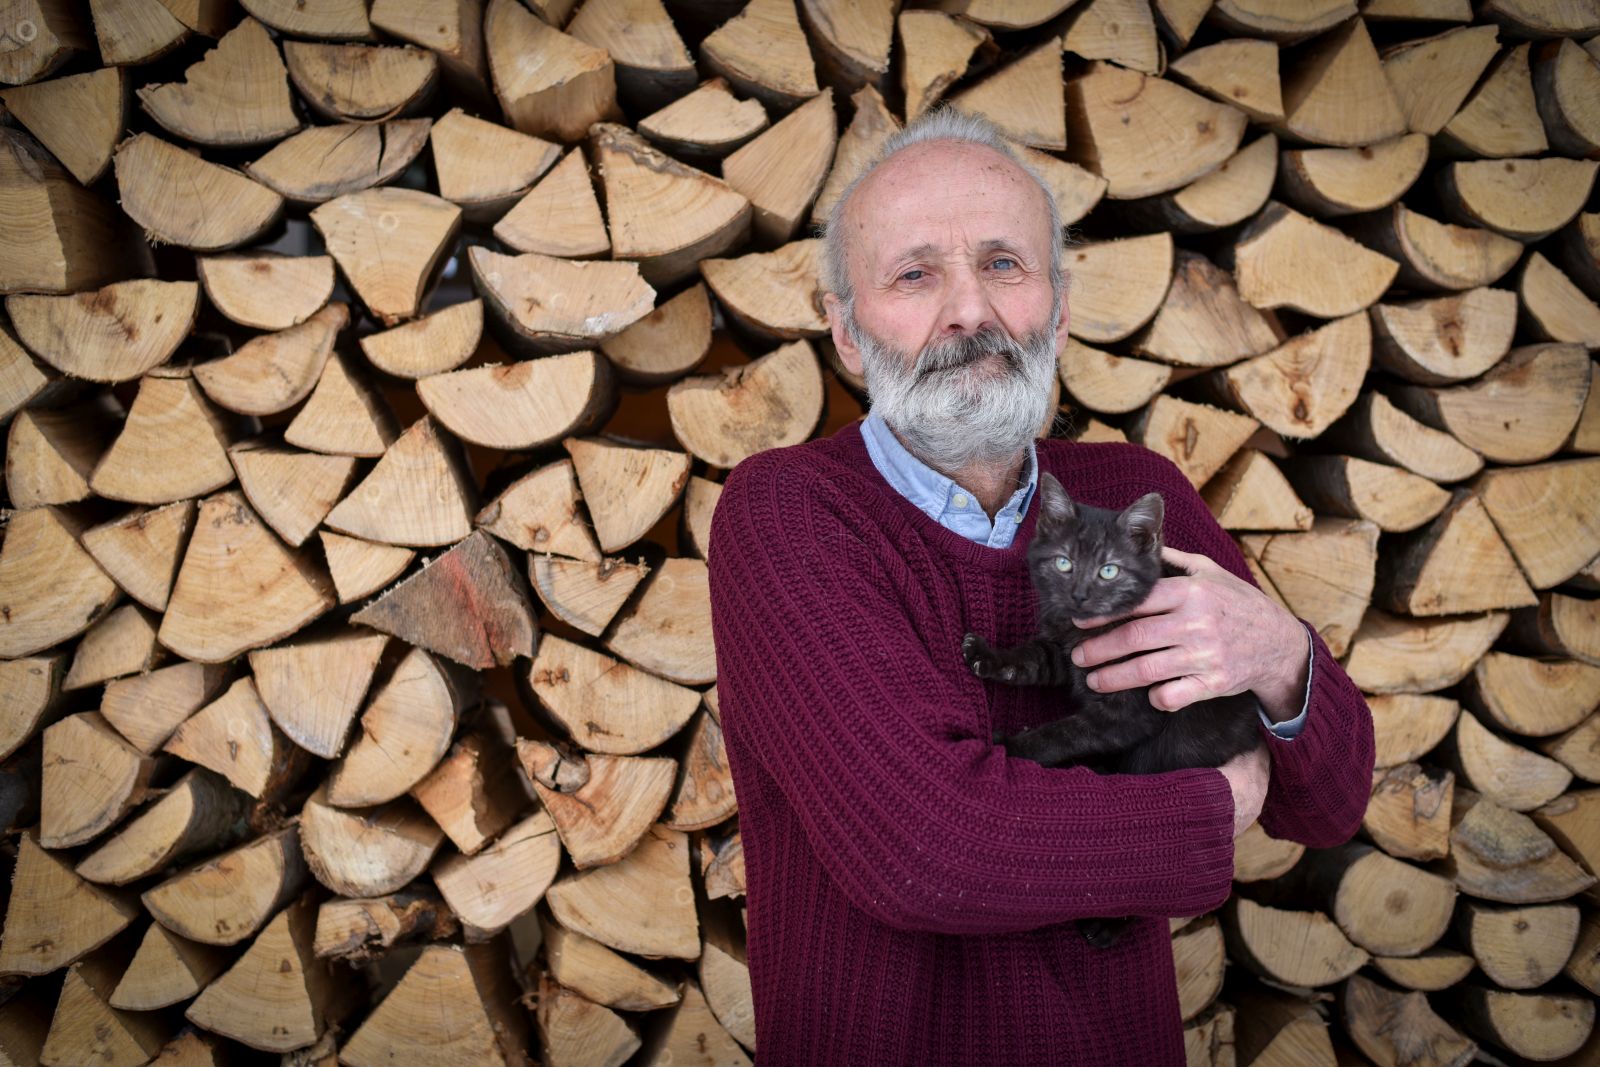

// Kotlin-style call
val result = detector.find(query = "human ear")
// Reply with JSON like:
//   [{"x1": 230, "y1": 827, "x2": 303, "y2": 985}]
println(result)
[
  {"x1": 1053, "y1": 282, "x2": 1071, "y2": 353},
  {"x1": 824, "y1": 292, "x2": 864, "y2": 376}
]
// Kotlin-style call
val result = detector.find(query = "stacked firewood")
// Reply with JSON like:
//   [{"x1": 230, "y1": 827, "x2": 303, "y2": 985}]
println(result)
[{"x1": 0, "y1": 0, "x2": 1597, "y2": 1063}]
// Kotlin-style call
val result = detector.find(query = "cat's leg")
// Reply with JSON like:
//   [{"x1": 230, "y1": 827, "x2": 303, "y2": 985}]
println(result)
[
  {"x1": 961, "y1": 634, "x2": 1073, "y2": 686},
  {"x1": 1076, "y1": 917, "x2": 1131, "y2": 949},
  {"x1": 995, "y1": 710, "x2": 1131, "y2": 767}
]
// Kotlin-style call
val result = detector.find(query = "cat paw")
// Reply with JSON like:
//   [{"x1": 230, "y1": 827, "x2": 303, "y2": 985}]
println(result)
[
  {"x1": 1077, "y1": 917, "x2": 1130, "y2": 950},
  {"x1": 962, "y1": 633, "x2": 999, "y2": 678}
]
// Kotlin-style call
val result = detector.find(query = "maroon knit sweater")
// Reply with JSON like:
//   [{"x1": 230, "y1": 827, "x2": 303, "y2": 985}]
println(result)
[{"x1": 707, "y1": 420, "x2": 1375, "y2": 1066}]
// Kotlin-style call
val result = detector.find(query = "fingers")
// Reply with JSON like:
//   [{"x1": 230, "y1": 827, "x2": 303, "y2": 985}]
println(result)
[
  {"x1": 1085, "y1": 648, "x2": 1197, "y2": 703},
  {"x1": 1071, "y1": 578, "x2": 1189, "y2": 632}
]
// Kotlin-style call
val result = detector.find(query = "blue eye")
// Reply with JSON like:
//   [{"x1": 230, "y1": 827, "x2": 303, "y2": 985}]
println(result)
[
  {"x1": 901, "y1": 269, "x2": 925, "y2": 281},
  {"x1": 1054, "y1": 556, "x2": 1072, "y2": 572},
  {"x1": 1099, "y1": 563, "x2": 1120, "y2": 579},
  {"x1": 992, "y1": 258, "x2": 1017, "y2": 270}
]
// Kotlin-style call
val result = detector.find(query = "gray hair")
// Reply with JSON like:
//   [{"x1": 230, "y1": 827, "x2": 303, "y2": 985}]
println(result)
[{"x1": 819, "y1": 107, "x2": 1067, "y2": 307}]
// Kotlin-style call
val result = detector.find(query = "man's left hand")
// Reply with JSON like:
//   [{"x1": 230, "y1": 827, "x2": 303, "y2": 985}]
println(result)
[{"x1": 1069, "y1": 547, "x2": 1309, "y2": 721}]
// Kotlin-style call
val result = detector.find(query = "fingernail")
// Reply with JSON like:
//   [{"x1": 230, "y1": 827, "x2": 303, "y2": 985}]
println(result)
[
  {"x1": 1071, "y1": 648, "x2": 1085, "y2": 666},
  {"x1": 1086, "y1": 672, "x2": 1099, "y2": 690}
]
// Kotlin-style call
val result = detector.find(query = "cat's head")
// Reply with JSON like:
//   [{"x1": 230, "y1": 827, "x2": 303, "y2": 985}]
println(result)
[{"x1": 1028, "y1": 473, "x2": 1165, "y2": 619}]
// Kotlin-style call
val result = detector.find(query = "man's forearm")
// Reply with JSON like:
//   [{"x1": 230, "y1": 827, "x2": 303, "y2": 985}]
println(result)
[{"x1": 1253, "y1": 616, "x2": 1312, "y2": 723}]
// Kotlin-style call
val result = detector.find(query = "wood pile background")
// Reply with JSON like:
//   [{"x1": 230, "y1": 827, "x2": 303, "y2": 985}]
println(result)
[{"x1": 0, "y1": 0, "x2": 1598, "y2": 1063}]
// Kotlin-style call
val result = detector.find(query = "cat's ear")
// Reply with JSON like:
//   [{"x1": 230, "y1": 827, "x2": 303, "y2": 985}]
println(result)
[
  {"x1": 1038, "y1": 472, "x2": 1076, "y2": 529},
  {"x1": 1118, "y1": 492, "x2": 1164, "y2": 554}
]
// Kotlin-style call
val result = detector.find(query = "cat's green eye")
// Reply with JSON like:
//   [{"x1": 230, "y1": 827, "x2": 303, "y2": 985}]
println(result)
[
  {"x1": 1098, "y1": 563, "x2": 1120, "y2": 580},
  {"x1": 1054, "y1": 556, "x2": 1072, "y2": 572}
]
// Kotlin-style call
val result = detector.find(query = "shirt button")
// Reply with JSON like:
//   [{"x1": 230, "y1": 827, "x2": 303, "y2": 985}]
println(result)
[
  {"x1": 1013, "y1": 512, "x2": 1024, "y2": 522},
  {"x1": 952, "y1": 493, "x2": 968, "y2": 509}
]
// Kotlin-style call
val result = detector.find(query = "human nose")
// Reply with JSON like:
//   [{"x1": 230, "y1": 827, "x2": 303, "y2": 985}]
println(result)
[{"x1": 938, "y1": 265, "x2": 996, "y2": 336}]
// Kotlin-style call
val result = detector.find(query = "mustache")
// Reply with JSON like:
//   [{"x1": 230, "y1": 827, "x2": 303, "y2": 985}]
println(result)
[{"x1": 912, "y1": 326, "x2": 1025, "y2": 380}]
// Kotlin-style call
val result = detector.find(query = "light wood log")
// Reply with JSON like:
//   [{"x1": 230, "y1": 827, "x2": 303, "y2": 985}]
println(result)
[
  {"x1": 1353, "y1": 204, "x2": 1523, "y2": 294},
  {"x1": 529, "y1": 634, "x2": 700, "y2": 754},
  {"x1": 1128, "y1": 394, "x2": 1259, "y2": 489},
  {"x1": 637, "y1": 77, "x2": 768, "y2": 161},
  {"x1": 1532, "y1": 38, "x2": 1600, "y2": 157},
  {"x1": 0, "y1": 64, "x2": 124, "y2": 187},
  {"x1": 1458, "y1": 900, "x2": 1581, "y2": 989},
  {"x1": 92, "y1": 657, "x2": 227, "y2": 759},
  {"x1": 341, "y1": 942, "x2": 529, "y2": 1066},
  {"x1": 1475, "y1": 458, "x2": 1600, "y2": 590},
  {"x1": 567, "y1": 0, "x2": 694, "y2": 109},
  {"x1": 5, "y1": 396, "x2": 120, "y2": 509},
  {"x1": 1542, "y1": 712, "x2": 1600, "y2": 784},
  {"x1": 493, "y1": 148, "x2": 606, "y2": 258},
  {"x1": 1131, "y1": 251, "x2": 1279, "y2": 368},
  {"x1": 1507, "y1": 592, "x2": 1600, "y2": 667},
  {"x1": 897, "y1": 9, "x2": 991, "y2": 121},
  {"x1": 603, "y1": 557, "x2": 715, "y2": 685},
  {"x1": 369, "y1": 0, "x2": 491, "y2": 111},
  {"x1": 7, "y1": 279, "x2": 197, "y2": 383},
  {"x1": 1371, "y1": 948, "x2": 1476, "y2": 992},
  {"x1": 1340, "y1": 972, "x2": 1475, "y2": 1067},
  {"x1": 1364, "y1": 762, "x2": 1454, "y2": 861},
  {"x1": 1393, "y1": 344, "x2": 1591, "y2": 466},
  {"x1": 412, "y1": 730, "x2": 528, "y2": 855},
  {"x1": 1233, "y1": 986, "x2": 1338, "y2": 1066},
  {"x1": 77, "y1": 768, "x2": 247, "y2": 885},
  {"x1": 76, "y1": 507, "x2": 192, "y2": 615},
  {"x1": 1238, "y1": 518, "x2": 1378, "y2": 658},
  {"x1": 667, "y1": 339, "x2": 823, "y2": 470},
  {"x1": 113, "y1": 132, "x2": 284, "y2": 251},
  {"x1": 1521, "y1": 252, "x2": 1600, "y2": 349},
  {"x1": 229, "y1": 439, "x2": 358, "y2": 548},
  {"x1": 1182, "y1": 1002, "x2": 1236, "y2": 1067},
  {"x1": 543, "y1": 914, "x2": 682, "y2": 1010},
  {"x1": 1531, "y1": 789, "x2": 1600, "y2": 901},
  {"x1": 1232, "y1": 202, "x2": 1398, "y2": 317},
  {"x1": 809, "y1": 91, "x2": 896, "y2": 230},
  {"x1": 241, "y1": 0, "x2": 370, "y2": 37},
  {"x1": 1209, "y1": 0, "x2": 1355, "y2": 40},
  {"x1": 0, "y1": 832, "x2": 137, "y2": 977},
  {"x1": 531, "y1": 555, "x2": 649, "y2": 637},
  {"x1": 1320, "y1": 392, "x2": 1483, "y2": 485},
  {"x1": 40, "y1": 937, "x2": 175, "y2": 1067},
  {"x1": 64, "y1": 602, "x2": 161, "y2": 690},
  {"x1": 283, "y1": 350, "x2": 399, "y2": 457},
  {"x1": 310, "y1": 188, "x2": 460, "y2": 327},
  {"x1": 0, "y1": 126, "x2": 133, "y2": 295},
  {"x1": 1437, "y1": 41, "x2": 1546, "y2": 158},
  {"x1": 470, "y1": 249, "x2": 653, "y2": 357},
  {"x1": 485, "y1": 0, "x2": 617, "y2": 142},
  {"x1": 1134, "y1": 134, "x2": 1278, "y2": 236},
  {"x1": 41, "y1": 710, "x2": 156, "y2": 847},
  {"x1": 1370, "y1": 694, "x2": 1461, "y2": 769},
  {"x1": 1277, "y1": 133, "x2": 1426, "y2": 217},
  {"x1": 421, "y1": 353, "x2": 616, "y2": 452},
  {"x1": 299, "y1": 788, "x2": 444, "y2": 898},
  {"x1": 327, "y1": 647, "x2": 476, "y2": 807},
  {"x1": 0, "y1": 324, "x2": 59, "y2": 424},
  {"x1": 1444, "y1": 710, "x2": 1572, "y2": 812},
  {"x1": 90, "y1": 369, "x2": 234, "y2": 505},
  {"x1": 143, "y1": 825, "x2": 308, "y2": 946},
  {"x1": 700, "y1": 0, "x2": 820, "y2": 112},
  {"x1": 1065, "y1": 232, "x2": 1175, "y2": 344},
  {"x1": 1377, "y1": 491, "x2": 1537, "y2": 616},
  {"x1": 110, "y1": 923, "x2": 229, "y2": 1011},
  {"x1": 565, "y1": 435, "x2": 691, "y2": 553},
  {"x1": 0, "y1": 653, "x2": 63, "y2": 762},
  {"x1": 1279, "y1": 17, "x2": 1406, "y2": 145},
  {"x1": 1464, "y1": 652, "x2": 1600, "y2": 738},
  {"x1": 600, "y1": 283, "x2": 713, "y2": 386},
  {"x1": 637, "y1": 979, "x2": 751, "y2": 1066},
  {"x1": 137, "y1": 16, "x2": 297, "y2": 145},
  {"x1": 1291, "y1": 842, "x2": 1457, "y2": 956},
  {"x1": 1171, "y1": 913, "x2": 1225, "y2": 1024},
  {"x1": 702, "y1": 831, "x2": 746, "y2": 901},
  {"x1": 723, "y1": 90, "x2": 836, "y2": 245},
  {"x1": 244, "y1": 118, "x2": 432, "y2": 204},
  {"x1": 665, "y1": 709, "x2": 739, "y2": 831},
  {"x1": 313, "y1": 887, "x2": 459, "y2": 963},
  {"x1": 1479, "y1": 0, "x2": 1600, "y2": 37},
  {"x1": 196, "y1": 252, "x2": 335, "y2": 332},
  {"x1": 1223, "y1": 897, "x2": 1368, "y2": 987},
  {"x1": 1168, "y1": 38, "x2": 1281, "y2": 122},
  {"x1": 1381, "y1": 25, "x2": 1500, "y2": 135},
  {"x1": 360, "y1": 299, "x2": 482, "y2": 381},
  {"x1": 592, "y1": 122, "x2": 752, "y2": 286},
  {"x1": 702, "y1": 241, "x2": 826, "y2": 342},
  {"x1": 164, "y1": 676, "x2": 306, "y2": 800},
  {"x1": 1343, "y1": 609, "x2": 1507, "y2": 694},
  {"x1": 1455, "y1": 986, "x2": 1594, "y2": 1063},
  {"x1": 194, "y1": 303, "x2": 344, "y2": 417},
  {"x1": 1203, "y1": 450, "x2": 1312, "y2": 532},
  {"x1": 250, "y1": 629, "x2": 388, "y2": 760},
  {"x1": 1443, "y1": 791, "x2": 1597, "y2": 904},
  {"x1": 1568, "y1": 909, "x2": 1600, "y2": 995},
  {"x1": 1437, "y1": 157, "x2": 1597, "y2": 242},
  {"x1": 547, "y1": 824, "x2": 699, "y2": 959},
  {"x1": 518, "y1": 740, "x2": 675, "y2": 868},
  {"x1": 476, "y1": 459, "x2": 601, "y2": 562},
  {"x1": 536, "y1": 974, "x2": 641, "y2": 1067},
  {"x1": 950, "y1": 38, "x2": 1066, "y2": 152},
  {"x1": 1058, "y1": 337, "x2": 1171, "y2": 415},
  {"x1": 1210, "y1": 312, "x2": 1369, "y2": 438},
  {"x1": 433, "y1": 810, "x2": 563, "y2": 940},
  {"x1": 1557, "y1": 213, "x2": 1600, "y2": 301},
  {"x1": 1370, "y1": 288, "x2": 1517, "y2": 386},
  {"x1": 1066, "y1": 60, "x2": 1246, "y2": 198},
  {"x1": 1233, "y1": 822, "x2": 1305, "y2": 882},
  {"x1": 1285, "y1": 455, "x2": 1447, "y2": 533},
  {"x1": 324, "y1": 416, "x2": 475, "y2": 547}
]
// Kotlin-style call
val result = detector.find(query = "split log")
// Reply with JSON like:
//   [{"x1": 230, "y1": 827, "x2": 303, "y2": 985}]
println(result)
[
  {"x1": 1222, "y1": 897, "x2": 1369, "y2": 987},
  {"x1": 326, "y1": 647, "x2": 476, "y2": 807},
  {"x1": 1364, "y1": 762, "x2": 1454, "y2": 861},
  {"x1": 0, "y1": 126, "x2": 134, "y2": 295},
  {"x1": 323, "y1": 416, "x2": 476, "y2": 547},
  {"x1": 1479, "y1": 0, "x2": 1600, "y2": 37},
  {"x1": 1541, "y1": 713, "x2": 1600, "y2": 784},
  {"x1": 1233, "y1": 823, "x2": 1305, "y2": 882},
  {"x1": 546, "y1": 825, "x2": 699, "y2": 959},
  {"x1": 1439, "y1": 43, "x2": 1547, "y2": 158},
  {"x1": 1340, "y1": 973, "x2": 1476, "y2": 1067},
  {"x1": 1533, "y1": 38, "x2": 1600, "y2": 160},
  {"x1": 64, "y1": 603, "x2": 161, "y2": 690},
  {"x1": 79, "y1": 504, "x2": 192, "y2": 616},
  {"x1": 341, "y1": 942, "x2": 528, "y2": 1066},
  {"x1": 41, "y1": 710, "x2": 157, "y2": 847},
  {"x1": 1441, "y1": 791, "x2": 1596, "y2": 904},
  {"x1": 313, "y1": 887, "x2": 459, "y2": 963},
  {"x1": 485, "y1": 0, "x2": 618, "y2": 142},
  {"x1": 667, "y1": 340, "x2": 823, "y2": 469},
  {"x1": 1376, "y1": 491, "x2": 1537, "y2": 616},
  {"x1": 1238, "y1": 519, "x2": 1378, "y2": 658},
  {"x1": 90, "y1": 369, "x2": 235, "y2": 505},
  {"x1": 1568, "y1": 908, "x2": 1600, "y2": 995},
  {"x1": 936, "y1": 0, "x2": 1075, "y2": 29},
  {"x1": 1381, "y1": 25, "x2": 1500, "y2": 136},
  {"x1": 568, "y1": 0, "x2": 694, "y2": 109},
  {"x1": 1557, "y1": 212, "x2": 1600, "y2": 300},
  {"x1": 1463, "y1": 652, "x2": 1600, "y2": 737},
  {"x1": 1370, "y1": 694, "x2": 1461, "y2": 768},
  {"x1": 1371, "y1": 948, "x2": 1476, "y2": 992},
  {"x1": 1182, "y1": 1003, "x2": 1236, "y2": 1067},
  {"x1": 229, "y1": 440, "x2": 358, "y2": 547},
  {"x1": 493, "y1": 149, "x2": 608, "y2": 259},
  {"x1": 1392, "y1": 343, "x2": 1592, "y2": 466},
  {"x1": 637, "y1": 77, "x2": 768, "y2": 161},
  {"x1": 1506, "y1": 592, "x2": 1600, "y2": 666},
  {"x1": 542, "y1": 915, "x2": 682, "y2": 1011},
  {"x1": 432, "y1": 107, "x2": 560, "y2": 223},
  {"x1": 110, "y1": 923, "x2": 229, "y2": 1011},
  {"x1": 701, "y1": 242, "x2": 826, "y2": 343},
  {"x1": 1276, "y1": 134, "x2": 1427, "y2": 217},
  {"x1": 299, "y1": 788, "x2": 444, "y2": 898},
  {"x1": 1059, "y1": 0, "x2": 1160, "y2": 74},
  {"x1": 419, "y1": 352, "x2": 615, "y2": 450},
  {"x1": 1232, "y1": 203, "x2": 1398, "y2": 318},
  {"x1": 535, "y1": 975, "x2": 641, "y2": 1067},
  {"x1": 283, "y1": 351, "x2": 399, "y2": 457},
  {"x1": 591, "y1": 123, "x2": 751, "y2": 286},
  {"x1": 702, "y1": 831, "x2": 746, "y2": 901},
  {"x1": 368, "y1": 0, "x2": 492, "y2": 108},
  {"x1": 1209, "y1": 0, "x2": 1355, "y2": 40},
  {"x1": 1289, "y1": 842, "x2": 1457, "y2": 957},
  {"x1": 530, "y1": 634, "x2": 700, "y2": 754},
  {"x1": 40, "y1": 938, "x2": 175, "y2": 1067},
  {"x1": 0, "y1": 507, "x2": 119, "y2": 657},
  {"x1": 700, "y1": 903, "x2": 755, "y2": 1051},
  {"x1": 664, "y1": 710, "x2": 739, "y2": 831},
  {"x1": 1342, "y1": 609, "x2": 1507, "y2": 694},
  {"x1": 412, "y1": 730, "x2": 528, "y2": 855},
  {"x1": 7, "y1": 279, "x2": 197, "y2": 383},
  {"x1": 469, "y1": 249, "x2": 653, "y2": 356},
  {"x1": 194, "y1": 303, "x2": 345, "y2": 417},
  {"x1": 1454, "y1": 986, "x2": 1594, "y2": 1064},
  {"x1": 245, "y1": 119, "x2": 432, "y2": 204},
  {"x1": 113, "y1": 132, "x2": 284, "y2": 251},
  {"x1": 636, "y1": 979, "x2": 751, "y2": 1067},
  {"x1": 310, "y1": 188, "x2": 461, "y2": 327},
  {"x1": 604, "y1": 557, "x2": 716, "y2": 685},
  {"x1": 0, "y1": 327, "x2": 60, "y2": 424},
  {"x1": 476, "y1": 459, "x2": 601, "y2": 562},
  {"x1": 1369, "y1": 288, "x2": 1517, "y2": 386},
  {"x1": 1437, "y1": 157, "x2": 1598, "y2": 242},
  {"x1": 350, "y1": 530, "x2": 535, "y2": 670},
  {"x1": 164, "y1": 676, "x2": 306, "y2": 800},
  {"x1": 250, "y1": 629, "x2": 388, "y2": 760},
  {"x1": 1521, "y1": 252, "x2": 1600, "y2": 349},
  {"x1": 1058, "y1": 338, "x2": 1171, "y2": 415},
  {"x1": 723, "y1": 90, "x2": 836, "y2": 246},
  {"x1": 433, "y1": 810, "x2": 563, "y2": 940},
  {"x1": 143, "y1": 826, "x2": 308, "y2": 946},
  {"x1": 565, "y1": 436, "x2": 691, "y2": 553},
  {"x1": 950, "y1": 39, "x2": 1065, "y2": 152},
  {"x1": 1131, "y1": 251, "x2": 1279, "y2": 368},
  {"x1": 518, "y1": 740, "x2": 675, "y2": 868},
  {"x1": 0, "y1": 832, "x2": 137, "y2": 977},
  {"x1": 811, "y1": 86, "x2": 898, "y2": 227},
  {"x1": 1531, "y1": 790, "x2": 1600, "y2": 898},
  {"x1": 531, "y1": 555, "x2": 649, "y2": 637},
  {"x1": 699, "y1": 0, "x2": 820, "y2": 112},
  {"x1": 76, "y1": 768, "x2": 248, "y2": 885},
  {"x1": 897, "y1": 9, "x2": 991, "y2": 121},
  {"x1": 6, "y1": 396, "x2": 120, "y2": 509},
  {"x1": 1171, "y1": 913, "x2": 1225, "y2": 1024},
  {"x1": 1168, "y1": 39, "x2": 1282, "y2": 123},
  {"x1": 0, "y1": 654, "x2": 63, "y2": 762},
  {"x1": 1351, "y1": 204, "x2": 1522, "y2": 292},
  {"x1": 360, "y1": 299, "x2": 483, "y2": 380},
  {"x1": 1209, "y1": 312, "x2": 1370, "y2": 438},
  {"x1": 242, "y1": 0, "x2": 371, "y2": 38},
  {"x1": 1065, "y1": 60, "x2": 1246, "y2": 198},
  {"x1": 1123, "y1": 134, "x2": 1278, "y2": 235},
  {"x1": 1064, "y1": 232, "x2": 1175, "y2": 344},
  {"x1": 1285, "y1": 455, "x2": 1447, "y2": 533},
  {"x1": 1474, "y1": 458, "x2": 1600, "y2": 590},
  {"x1": 137, "y1": 16, "x2": 298, "y2": 145},
  {"x1": 599, "y1": 283, "x2": 713, "y2": 386},
  {"x1": 1443, "y1": 711, "x2": 1572, "y2": 812},
  {"x1": 1129, "y1": 395, "x2": 1259, "y2": 489},
  {"x1": 0, "y1": 66, "x2": 126, "y2": 187},
  {"x1": 196, "y1": 253, "x2": 336, "y2": 332},
  {"x1": 1320, "y1": 392, "x2": 1483, "y2": 485},
  {"x1": 1457, "y1": 900, "x2": 1581, "y2": 989},
  {"x1": 185, "y1": 894, "x2": 354, "y2": 1054},
  {"x1": 1203, "y1": 450, "x2": 1313, "y2": 532},
  {"x1": 1278, "y1": 17, "x2": 1406, "y2": 146}
]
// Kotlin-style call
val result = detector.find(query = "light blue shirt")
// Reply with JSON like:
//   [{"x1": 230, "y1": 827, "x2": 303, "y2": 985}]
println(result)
[{"x1": 860, "y1": 409, "x2": 1310, "y2": 740}]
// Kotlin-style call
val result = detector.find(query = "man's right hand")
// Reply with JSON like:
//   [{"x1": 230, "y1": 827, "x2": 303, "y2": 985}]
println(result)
[{"x1": 1218, "y1": 744, "x2": 1270, "y2": 838}]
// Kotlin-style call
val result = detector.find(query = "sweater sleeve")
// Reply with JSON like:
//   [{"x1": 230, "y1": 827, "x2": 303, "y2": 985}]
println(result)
[
  {"x1": 1143, "y1": 454, "x2": 1376, "y2": 850},
  {"x1": 708, "y1": 453, "x2": 1238, "y2": 937}
]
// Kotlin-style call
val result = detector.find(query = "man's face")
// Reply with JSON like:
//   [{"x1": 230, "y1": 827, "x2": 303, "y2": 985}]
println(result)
[{"x1": 825, "y1": 140, "x2": 1069, "y2": 470}]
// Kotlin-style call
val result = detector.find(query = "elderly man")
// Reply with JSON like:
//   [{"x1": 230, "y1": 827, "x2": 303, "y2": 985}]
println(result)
[{"x1": 706, "y1": 109, "x2": 1374, "y2": 1066}]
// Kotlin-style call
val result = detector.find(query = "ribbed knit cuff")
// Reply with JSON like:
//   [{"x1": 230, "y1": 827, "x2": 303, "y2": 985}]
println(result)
[{"x1": 1178, "y1": 770, "x2": 1236, "y2": 915}]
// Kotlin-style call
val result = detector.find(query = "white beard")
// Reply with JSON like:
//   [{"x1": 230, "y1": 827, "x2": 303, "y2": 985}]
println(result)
[{"x1": 847, "y1": 298, "x2": 1060, "y2": 474}]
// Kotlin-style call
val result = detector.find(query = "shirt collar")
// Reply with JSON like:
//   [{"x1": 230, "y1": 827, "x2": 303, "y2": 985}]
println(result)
[{"x1": 859, "y1": 409, "x2": 1039, "y2": 532}]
